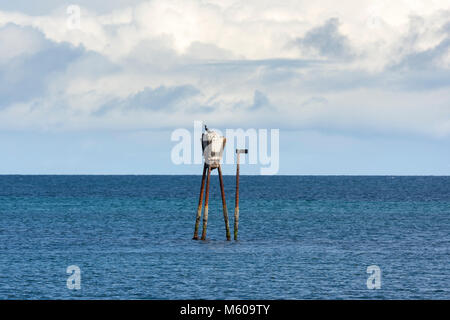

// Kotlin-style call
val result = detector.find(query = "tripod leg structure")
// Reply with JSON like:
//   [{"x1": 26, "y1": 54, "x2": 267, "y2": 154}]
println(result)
[
  {"x1": 218, "y1": 165, "x2": 231, "y2": 241},
  {"x1": 193, "y1": 163, "x2": 207, "y2": 240},
  {"x1": 234, "y1": 153, "x2": 240, "y2": 240},
  {"x1": 201, "y1": 165, "x2": 212, "y2": 240}
]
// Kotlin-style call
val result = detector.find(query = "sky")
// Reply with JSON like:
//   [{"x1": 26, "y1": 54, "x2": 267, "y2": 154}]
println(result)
[{"x1": 0, "y1": 0, "x2": 449, "y2": 175}]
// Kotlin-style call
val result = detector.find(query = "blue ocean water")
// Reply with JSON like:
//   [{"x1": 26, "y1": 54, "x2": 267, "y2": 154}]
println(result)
[{"x1": 0, "y1": 175, "x2": 449, "y2": 299}]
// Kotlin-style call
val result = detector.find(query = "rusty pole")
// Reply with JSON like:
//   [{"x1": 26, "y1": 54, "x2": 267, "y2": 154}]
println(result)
[
  {"x1": 234, "y1": 152, "x2": 240, "y2": 240},
  {"x1": 234, "y1": 149, "x2": 247, "y2": 240},
  {"x1": 193, "y1": 163, "x2": 207, "y2": 240},
  {"x1": 218, "y1": 164, "x2": 231, "y2": 241},
  {"x1": 201, "y1": 165, "x2": 212, "y2": 240}
]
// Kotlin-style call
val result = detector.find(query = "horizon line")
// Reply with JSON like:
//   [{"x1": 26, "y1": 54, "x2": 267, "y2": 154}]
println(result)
[{"x1": 0, "y1": 174, "x2": 449, "y2": 177}]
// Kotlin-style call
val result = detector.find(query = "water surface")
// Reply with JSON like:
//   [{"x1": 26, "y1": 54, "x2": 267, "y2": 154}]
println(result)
[{"x1": 0, "y1": 175, "x2": 449, "y2": 299}]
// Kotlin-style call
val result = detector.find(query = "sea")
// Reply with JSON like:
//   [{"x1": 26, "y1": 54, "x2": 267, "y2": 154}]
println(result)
[{"x1": 0, "y1": 175, "x2": 448, "y2": 299}]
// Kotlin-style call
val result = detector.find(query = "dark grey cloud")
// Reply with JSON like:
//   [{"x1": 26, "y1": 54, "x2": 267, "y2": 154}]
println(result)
[
  {"x1": 384, "y1": 15, "x2": 450, "y2": 90},
  {"x1": 0, "y1": 23, "x2": 119, "y2": 109},
  {"x1": 294, "y1": 18, "x2": 354, "y2": 60},
  {"x1": 95, "y1": 85, "x2": 201, "y2": 115},
  {"x1": 0, "y1": 24, "x2": 85, "y2": 108},
  {"x1": 392, "y1": 37, "x2": 450, "y2": 72},
  {"x1": 231, "y1": 90, "x2": 272, "y2": 111},
  {"x1": 263, "y1": 15, "x2": 450, "y2": 93},
  {"x1": 249, "y1": 90, "x2": 270, "y2": 110},
  {"x1": 128, "y1": 85, "x2": 199, "y2": 110},
  {"x1": 391, "y1": 13, "x2": 450, "y2": 72}
]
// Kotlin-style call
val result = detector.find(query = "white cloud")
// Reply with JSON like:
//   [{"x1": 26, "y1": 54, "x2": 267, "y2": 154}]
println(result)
[
  {"x1": 0, "y1": 1, "x2": 448, "y2": 138},
  {"x1": 1, "y1": 0, "x2": 449, "y2": 65}
]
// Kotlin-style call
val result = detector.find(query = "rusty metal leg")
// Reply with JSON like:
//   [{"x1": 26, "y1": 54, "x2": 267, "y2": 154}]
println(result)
[
  {"x1": 193, "y1": 163, "x2": 207, "y2": 240},
  {"x1": 201, "y1": 165, "x2": 212, "y2": 240},
  {"x1": 218, "y1": 165, "x2": 231, "y2": 241},
  {"x1": 234, "y1": 153, "x2": 240, "y2": 240}
]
